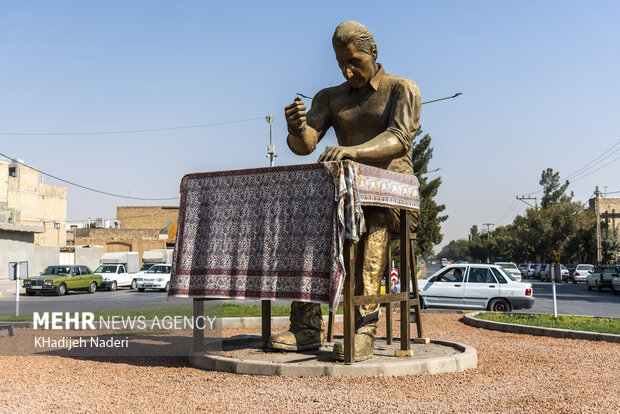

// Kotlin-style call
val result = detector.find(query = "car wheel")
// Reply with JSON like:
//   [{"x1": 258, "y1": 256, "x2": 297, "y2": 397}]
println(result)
[
  {"x1": 596, "y1": 281, "x2": 602, "y2": 292},
  {"x1": 418, "y1": 296, "x2": 426, "y2": 309},
  {"x1": 55, "y1": 283, "x2": 67, "y2": 296},
  {"x1": 612, "y1": 285, "x2": 618, "y2": 295},
  {"x1": 88, "y1": 282, "x2": 97, "y2": 294},
  {"x1": 572, "y1": 279, "x2": 576, "y2": 284},
  {"x1": 489, "y1": 298, "x2": 510, "y2": 312},
  {"x1": 138, "y1": 288, "x2": 145, "y2": 292},
  {"x1": 25, "y1": 289, "x2": 36, "y2": 296},
  {"x1": 130, "y1": 279, "x2": 137, "y2": 290},
  {"x1": 108, "y1": 281, "x2": 117, "y2": 292},
  {"x1": 587, "y1": 283, "x2": 592, "y2": 291},
  {"x1": 160, "y1": 282, "x2": 169, "y2": 293}
]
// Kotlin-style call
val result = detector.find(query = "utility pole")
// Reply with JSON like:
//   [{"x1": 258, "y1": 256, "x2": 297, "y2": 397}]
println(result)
[
  {"x1": 595, "y1": 186, "x2": 602, "y2": 263},
  {"x1": 516, "y1": 195, "x2": 538, "y2": 210},
  {"x1": 265, "y1": 114, "x2": 276, "y2": 167},
  {"x1": 482, "y1": 223, "x2": 494, "y2": 234}
]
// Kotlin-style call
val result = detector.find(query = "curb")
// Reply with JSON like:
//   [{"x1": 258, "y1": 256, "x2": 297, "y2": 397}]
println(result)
[
  {"x1": 463, "y1": 312, "x2": 620, "y2": 343},
  {"x1": 189, "y1": 336, "x2": 478, "y2": 377}
]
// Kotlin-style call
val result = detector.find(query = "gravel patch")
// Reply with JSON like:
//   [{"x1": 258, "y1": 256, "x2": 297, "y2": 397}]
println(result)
[{"x1": 1, "y1": 314, "x2": 619, "y2": 413}]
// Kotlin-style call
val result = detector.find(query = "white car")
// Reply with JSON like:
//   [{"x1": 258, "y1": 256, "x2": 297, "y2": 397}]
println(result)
[
  {"x1": 494, "y1": 262, "x2": 522, "y2": 282},
  {"x1": 417, "y1": 264, "x2": 534, "y2": 312},
  {"x1": 94, "y1": 264, "x2": 138, "y2": 291},
  {"x1": 136, "y1": 264, "x2": 172, "y2": 292},
  {"x1": 587, "y1": 265, "x2": 620, "y2": 292},
  {"x1": 570, "y1": 264, "x2": 594, "y2": 283}
]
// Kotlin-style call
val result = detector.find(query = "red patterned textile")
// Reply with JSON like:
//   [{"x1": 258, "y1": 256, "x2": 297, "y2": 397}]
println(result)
[
  {"x1": 169, "y1": 162, "x2": 419, "y2": 311},
  {"x1": 169, "y1": 164, "x2": 342, "y2": 309}
]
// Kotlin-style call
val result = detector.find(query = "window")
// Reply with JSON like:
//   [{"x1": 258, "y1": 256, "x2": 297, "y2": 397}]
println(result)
[
  {"x1": 72, "y1": 267, "x2": 81, "y2": 276},
  {"x1": 80, "y1": 266, "x2": 89, "y2": 275},
  {"x1": 432, "y1": 267, "x2": 465, "y2": 283},
  {"x1": 467, "y1": 268, "x2": 497, "y2": 284},
  {"x1": 118, "y1": 265, "x2": 125, "y2": 273},
  {"x1": 491, "y1": 268, "x2": 508, "y2": 283},
  {"x1": 9, "y1": 167, "x2": 16, "y2": 177}
]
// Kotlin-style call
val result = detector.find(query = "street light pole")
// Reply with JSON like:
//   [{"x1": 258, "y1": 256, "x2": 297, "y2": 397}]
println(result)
[{"x1": 265, "y1": 114, "x2": 276, "y2": 167}]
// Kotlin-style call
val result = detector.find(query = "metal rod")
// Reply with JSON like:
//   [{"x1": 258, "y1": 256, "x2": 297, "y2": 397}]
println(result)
[{"x1": 296, "y1": 92, "x2": 462, "y2": 105}]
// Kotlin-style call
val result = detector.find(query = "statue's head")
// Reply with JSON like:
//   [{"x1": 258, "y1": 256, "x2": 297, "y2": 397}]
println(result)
[{"x1": 332, "y1": 21, "x2": 378, "y2": 89}]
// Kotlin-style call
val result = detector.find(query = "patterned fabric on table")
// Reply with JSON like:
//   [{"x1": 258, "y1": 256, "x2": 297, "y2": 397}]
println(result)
[
  {"x1": 169, "y1": 162, "x2": 420, "y2": 312},
  {"x1": 169, "y1": 164, "x2": 344, "y2": 311},
  {"x1": 356, "y1": 163, "x2": 420, "y2": 211}
]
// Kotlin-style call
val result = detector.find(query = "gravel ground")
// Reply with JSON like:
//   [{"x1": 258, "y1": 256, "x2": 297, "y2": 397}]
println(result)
[{"x1": 1, "y1": 314, "x2": 619, "y2": 413}]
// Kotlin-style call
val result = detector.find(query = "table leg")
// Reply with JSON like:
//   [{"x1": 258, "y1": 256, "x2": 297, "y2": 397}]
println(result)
[
  {"x1": 386, "y1": 302, "x2": 393, "y2": 345},
  {"x1": 343, "y1": 240, "x2": 355, "y2": 364},
  {"x1": 327, "y1": 310, "x2": 335, "y2": 342},
  {"x1": 410, "y1": 240, "x2": 424, "y2": 338},
  {"x1": 261, "y1": 300, "x2": 271, "y2": 344},
  {"x1": 400, "y1": 210, "x2": 411, "y2": 351},
  {"x1": 193, "y1": 298, "x2": 206, "y2": 352}
]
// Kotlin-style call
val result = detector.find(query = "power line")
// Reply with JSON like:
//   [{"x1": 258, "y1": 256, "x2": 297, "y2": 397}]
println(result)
[
  {"x1": 0, "y1": 152, "x2": 179, "y2": 201},
  {"x1": 0, "y1": 116, "x2": 265, "y2": 136},
  {"x1": 566, "y1": 140, "x2": 620, "y2": 180},
  {"x1": 571, "y1": 155, "x2": 620, "y2": 183}
]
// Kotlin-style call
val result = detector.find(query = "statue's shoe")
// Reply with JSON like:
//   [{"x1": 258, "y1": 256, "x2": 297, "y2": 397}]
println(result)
[
  {"x1": 267, "y1": 329, "x2": 323, "y2": 351},
  {"x1": 332, "y1": 332, "x2": 375, "y2": 362}
]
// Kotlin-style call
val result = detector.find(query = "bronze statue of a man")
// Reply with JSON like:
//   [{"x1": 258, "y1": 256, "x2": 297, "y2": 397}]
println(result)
[{"x1": 268, "y1": 21, "x2": 421, "y2": 361}]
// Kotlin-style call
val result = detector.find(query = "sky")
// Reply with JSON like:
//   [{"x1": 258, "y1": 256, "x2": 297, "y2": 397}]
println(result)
[{"x1": 1, "y1": 1, "x2": 619, "y2": 251}]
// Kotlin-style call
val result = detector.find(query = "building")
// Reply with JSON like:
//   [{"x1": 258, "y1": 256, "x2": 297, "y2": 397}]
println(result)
[
  {"x1": 74, "y1": 206, "x2": 178, "y2": 264},
  {"x1": 0, "y1": 158, "x2": 69, "y2": 278},
  {"x1": 0, "y1": 159, "x2": 67, "y2": 246},
  {"x1": 116, "y1": 206, "x2": 179, "y2": 230}
]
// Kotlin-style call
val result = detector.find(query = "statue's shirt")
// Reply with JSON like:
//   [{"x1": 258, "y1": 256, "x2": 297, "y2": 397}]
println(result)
[{"x1": 308, "y1": 64, "x2": 421, "y2": 174}]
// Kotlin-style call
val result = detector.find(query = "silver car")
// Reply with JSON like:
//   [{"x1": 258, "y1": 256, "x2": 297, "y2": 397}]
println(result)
[
  {"x1": 417, "y1": 264, "x2": 534, "y2": 312},
  {"x1": 570, "y1": 264, "x2": 594, "y2": 283}
]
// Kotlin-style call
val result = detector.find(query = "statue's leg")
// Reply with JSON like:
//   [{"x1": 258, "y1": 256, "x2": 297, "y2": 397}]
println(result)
[
  {"x1": 267, "y1": 301, "x2": 324, "y2": 351},
  {"x1": 333, "y1": 207, "x2": 392, "y2": 361}
]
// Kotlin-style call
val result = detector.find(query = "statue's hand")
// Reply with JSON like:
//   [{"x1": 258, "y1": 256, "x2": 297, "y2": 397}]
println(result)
[
  {"x1": 318, "y1": 146, "x2": 358, "y2": 162},
  {"x1": 284, "y1": 97, "x2": 307, "y2": 136}
]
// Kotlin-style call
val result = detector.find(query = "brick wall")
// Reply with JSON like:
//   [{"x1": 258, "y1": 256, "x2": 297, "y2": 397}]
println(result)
[{"x1": 116, "y1": 206, "x2": 179, "y2": 229}]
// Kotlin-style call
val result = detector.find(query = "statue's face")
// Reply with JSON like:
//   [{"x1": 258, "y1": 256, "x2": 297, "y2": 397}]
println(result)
[{"x1": 334, "y1": 42, "x2": 377, "y2": 89}]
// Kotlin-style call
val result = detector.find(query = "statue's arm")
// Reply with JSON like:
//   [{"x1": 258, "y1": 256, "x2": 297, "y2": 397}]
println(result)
[
  {"x1": 286, "y1": 91, "x2": 330, "y2": 156},
  {"x1": 319, "y1": 81, "x2": 421, "y2": 163}
]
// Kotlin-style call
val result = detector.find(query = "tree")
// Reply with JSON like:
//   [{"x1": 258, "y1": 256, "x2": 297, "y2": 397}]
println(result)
[
  {"x1": 539, "y1": 168, "x2": 571, "y2": 208},
  {"x1": 412, "y1": 127, "x2": 447, "y2": 256}
]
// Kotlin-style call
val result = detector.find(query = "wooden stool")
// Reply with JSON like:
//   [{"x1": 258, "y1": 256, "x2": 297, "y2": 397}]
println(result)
[{"x1": 325, "y1": 209, "x2": 424, "y2": 363}]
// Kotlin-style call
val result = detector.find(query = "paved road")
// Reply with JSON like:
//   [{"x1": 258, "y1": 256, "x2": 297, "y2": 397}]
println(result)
[
  {"x1": 0, "y1": 280, "x2": 292, "y2": 316},
  {"x1": 517, "y1": 280, "x2": 620, "y2": 318},
  {"x1": 2, "y1": 274, "x2": 619, "y2": 318}
]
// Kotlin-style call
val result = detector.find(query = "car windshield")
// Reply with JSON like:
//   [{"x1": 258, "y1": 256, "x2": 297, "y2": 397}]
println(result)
[
  {"x1": 498, "y1": 263, "x2": 518, "y2": 270},
  {"x1": 41, "y1": 266, "x2": 72, "y2": 276},
  {"x1": 94, "y1": 265, "x2": 117, "y2": 273},
  {"x1": 498, "y1": 267, "x2": 516, "y2": 281},
  {"x1": 146, "y1": 265, "x2": 170, "y2": 274},
  {"x1": 576, "y1": 265, "x2": 594, "y2": 271},
  {"x1": 140, "y1": 264, "x2": 154, "y2": 271}
]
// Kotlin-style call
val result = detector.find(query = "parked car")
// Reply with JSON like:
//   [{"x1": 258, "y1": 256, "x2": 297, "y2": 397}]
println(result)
[
  {"x1": 587, "y1": 264, "x2": 620, "y2": 292},
  {"x1": 540, "y1": 264, "x2": 569, "y2": 282},
  {"x1": 534, "y1": 264, "x2": 548, "y2": 280},
  {"x1": 136, "y1": 264, "x2": 172, "y2": 292},
  {"x1": 416, "y1": 264, "x2": 534, "y2": 312},
  {"x1": 518, "y1": 263, "x2": 528, "y2": 278},
  {"x1": 525, "y1": 263, "x2": 538, "y2": 279},
  {"x1": 612, "y1": 272, "x2": 620, "y2": 294},
  {"x1": 23, "y1": 265, "x2": 102, "y2": 296},
  {"x1": 494, "y1": 262, "x2": 522, "y2": 282},
  {"x1": 570, "y1": 264, "x2": 594, "y2": 283},
  {"x1": 93, "y1": 264, "x2": 138, "y2": 291},
  {"x1": 566, "y1": 263, "x2": 578, "y2": 278}
]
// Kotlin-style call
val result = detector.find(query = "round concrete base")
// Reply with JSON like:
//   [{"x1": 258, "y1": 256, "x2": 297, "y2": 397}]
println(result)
[{"x1": 190, "y1": 335, "x2": 477, "y2": 377}]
